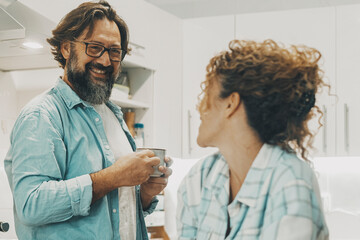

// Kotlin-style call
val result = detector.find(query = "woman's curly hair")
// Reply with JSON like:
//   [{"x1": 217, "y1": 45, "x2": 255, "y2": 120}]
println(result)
[
  {"x1": 198, "y1": 39, "x2": 328, "y2": 161},
  {"x1": 47, "y1": 0, "x2": 129, "y2": 69}
]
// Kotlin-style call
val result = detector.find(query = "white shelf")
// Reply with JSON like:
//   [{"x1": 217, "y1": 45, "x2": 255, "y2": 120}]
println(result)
[
  {"x1": 110, "y1": 97, "x2": 149, "y2": 109},
  {"x1": 110, "y1": 88, "x2": 149, "y2": 109},
  {"x1": 122, "y1": 54, "x2": 155, "y2": 71}
]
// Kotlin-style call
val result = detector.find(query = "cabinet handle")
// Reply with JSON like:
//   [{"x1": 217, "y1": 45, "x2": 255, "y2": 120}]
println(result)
[
  {"x1": 344, "y1": 103, "x2": 349, "y2": 152},
  {"x1": 187, "y1": 110, "x2": 192, "y2": 155},
  {"x1": 322, "y1": 105, "x2": 327, "y2": 153},
  {"x1": 0, "y1": 222, "x2": 9, "y2": 232}
]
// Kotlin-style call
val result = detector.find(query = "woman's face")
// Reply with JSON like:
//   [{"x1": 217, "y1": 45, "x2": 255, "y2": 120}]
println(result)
[{"x1": 197, "y1": 79, "x2": 226, "y2": 148}]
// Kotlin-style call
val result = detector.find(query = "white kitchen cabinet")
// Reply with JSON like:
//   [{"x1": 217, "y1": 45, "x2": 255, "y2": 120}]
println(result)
[
  {"x1": 182, "y1": 5, "x2": 360, "y2": 159},
  {"x1": 235, "y1": 7, "x2": 337, "y2": 158},
  {"x1": 182, "y1": 8, "x2": 337, "y2": 159},
  {"x1": 335, "y1": 4, "x2": 360, "y2": 156},
  {"x1": 182, "y1": 15, "x2": 235, "y2": 158},
  {"x1": 235, "y1": 5, "x2": 360, "y2": 157}
]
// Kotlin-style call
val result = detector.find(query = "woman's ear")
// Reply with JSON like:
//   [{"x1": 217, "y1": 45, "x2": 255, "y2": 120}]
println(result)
[
  {"x1": 60, "y1": 41, "x2": 71, "y2": 60},
  {"x1": 225, "y1": 92, "x2": 241, "y2": 118}
]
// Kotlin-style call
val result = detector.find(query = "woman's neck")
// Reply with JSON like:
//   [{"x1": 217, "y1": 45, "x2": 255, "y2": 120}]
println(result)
[{"x1": 220, "y1": 135, "x2": 263, "y2": 202}]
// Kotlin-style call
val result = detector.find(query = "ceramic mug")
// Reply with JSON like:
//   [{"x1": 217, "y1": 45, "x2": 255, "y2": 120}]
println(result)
[{"x1": 136, "y1": 147, "x2": 166, "y2": 177}]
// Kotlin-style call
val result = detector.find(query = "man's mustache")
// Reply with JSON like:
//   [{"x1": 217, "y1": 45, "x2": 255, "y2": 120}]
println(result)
[{"x1": 86, "y1": 62, "x2": 114, "y2": 75}]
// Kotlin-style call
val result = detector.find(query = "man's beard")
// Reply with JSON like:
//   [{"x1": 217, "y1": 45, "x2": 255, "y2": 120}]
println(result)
[{"x1": 66, "y1": 50, "x2": 119, "y2": 105}]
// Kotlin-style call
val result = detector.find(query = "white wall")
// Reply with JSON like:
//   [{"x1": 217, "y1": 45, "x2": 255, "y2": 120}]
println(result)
[
  {"x1": 0, "y1": 72, "x2": 18, "y2": 239},
  {"x1": 0, "y1": 72, "x2": 17, "y2": 151},
  {"x1": 10, "y1": 68, "x2": 62, "y2": 112}
]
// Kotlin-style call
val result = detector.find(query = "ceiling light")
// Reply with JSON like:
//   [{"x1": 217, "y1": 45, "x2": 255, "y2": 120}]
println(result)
[{"x1": 22, "y1": 41, "x2": 43, "y2": 49}]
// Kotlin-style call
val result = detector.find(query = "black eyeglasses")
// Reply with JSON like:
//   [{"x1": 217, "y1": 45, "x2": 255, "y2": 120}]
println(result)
[{"x1": 74, "y1": 40, "x2": 126, "y2": 62}]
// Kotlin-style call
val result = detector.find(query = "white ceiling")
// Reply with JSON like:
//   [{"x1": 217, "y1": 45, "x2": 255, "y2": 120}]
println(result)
[{"x1": 144, "y1": 0, "x2": 360, "y2": 18}]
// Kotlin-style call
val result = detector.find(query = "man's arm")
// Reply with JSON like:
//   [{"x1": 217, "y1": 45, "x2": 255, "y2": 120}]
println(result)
[
  {"x1": 140, "y1": 158, "x2": 172, "y2": 210},
  {"x1": 90, "y1": 150, "x2": 161, "y2": 204},
  {"x1": 90, "y1": 167, "x2": 117, "y2": 203},
  {"x1": 7, "y1": 110, "x2": 159, "y2": 226},
  {"x1": 6, "y1": 111, "x2": 93, "y2": 226}
]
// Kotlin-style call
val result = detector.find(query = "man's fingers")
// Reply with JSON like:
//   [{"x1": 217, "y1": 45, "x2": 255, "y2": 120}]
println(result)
[
  {"x1": 148, "y1": 156, "x2": 161, "y2": 166},
  {"x1": 164, "y1": 156, "x2": 173, "y2": 167},
  {"x1": 136, "y1": 149, "x2": 155, "y2": 157},
  {"x1": 158, "y1": 165, "x2": 172, "y2": 178},
  {"x1": 147, "y1": 177, "x2": 168, "y2": 184}
]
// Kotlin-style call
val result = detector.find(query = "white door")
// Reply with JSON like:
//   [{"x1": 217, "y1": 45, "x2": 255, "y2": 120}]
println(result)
[
  {"x1": 235, "y1": 7, "x2": 337, "y2": 157},
  {"x1": 182, "y1": 15, "x2": 235, "y2": 158},
  {"x1": 336, "y1": 4, "x2": 360, "y2": 156}
]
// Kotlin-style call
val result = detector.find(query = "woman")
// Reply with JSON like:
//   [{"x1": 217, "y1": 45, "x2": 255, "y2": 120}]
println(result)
[{"x1": 176, "y1": 39, "x2": 329, "y2": 240}]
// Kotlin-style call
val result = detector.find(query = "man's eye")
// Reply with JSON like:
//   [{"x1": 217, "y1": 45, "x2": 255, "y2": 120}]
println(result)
[
  {"x1": 88, "y1": 45, "x2": 103, "y2": 52},
  {"x1": 111, "y1": 49, "x2": 121, "y2": 55}
]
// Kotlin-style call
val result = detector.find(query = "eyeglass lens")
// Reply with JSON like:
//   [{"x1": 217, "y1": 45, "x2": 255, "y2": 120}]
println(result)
[{"x1": 86, "y1": 43, "x2": 125, "y2": 61}]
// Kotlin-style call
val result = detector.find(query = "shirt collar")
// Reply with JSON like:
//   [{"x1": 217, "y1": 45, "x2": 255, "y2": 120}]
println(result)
[
  {"x1": 203, "y1": 153, "x2": 230, "y2": 204},
  {"x1": 54, "y1": 78, "x2": 122, "y2": 112},
  {"x1": 205, "y1": 144, "x2": 284, "y2": 208},
  {"x1": 55, "y1": 78, "x2": 88, "y2": 109},
  {"x1": 235, "y1": 144, "x2": 284, "y2": 207}
]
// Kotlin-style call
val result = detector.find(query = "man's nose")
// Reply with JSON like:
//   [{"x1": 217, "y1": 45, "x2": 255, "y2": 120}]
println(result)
[{"x1": 96, "y1": 50, "x2": 112, "y2": 67}]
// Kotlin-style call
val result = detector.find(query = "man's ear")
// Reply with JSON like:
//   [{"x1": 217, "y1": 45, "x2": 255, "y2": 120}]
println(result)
[
  {"x1": 225, "y1": 92, "x2": 241, "y2": 118},
  {"x1": 60, "y1": 41, "x2": 71, "y2": 60}
]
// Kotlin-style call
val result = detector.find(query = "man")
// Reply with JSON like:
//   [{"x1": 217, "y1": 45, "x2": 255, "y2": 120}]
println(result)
[{"x1": 4, "y1": 1, "x2": 172, "y2": 239}]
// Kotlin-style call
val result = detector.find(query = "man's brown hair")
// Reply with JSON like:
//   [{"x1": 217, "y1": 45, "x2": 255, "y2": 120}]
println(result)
[{"x1": 47, "y1": 0, "x2": 129, "y2": 68}]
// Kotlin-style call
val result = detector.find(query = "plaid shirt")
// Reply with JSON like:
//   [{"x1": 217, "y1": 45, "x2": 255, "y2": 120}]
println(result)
[{"x1": 176, "y1": 144, "x2": 329, "y2": 240}]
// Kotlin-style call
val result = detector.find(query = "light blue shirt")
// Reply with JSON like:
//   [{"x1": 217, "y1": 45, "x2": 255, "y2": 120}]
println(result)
[
  {"x1": 177, "y1": 144, "x2": 329, "y2": 240},
  {"x1": 4, "y1": 78, "x2": 157, "y2": 240}
]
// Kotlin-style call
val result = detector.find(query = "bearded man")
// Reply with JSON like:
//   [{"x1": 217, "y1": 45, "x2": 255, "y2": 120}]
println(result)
[{"x1": 4, "y1": 1, "x2": 172, "y2": 239}]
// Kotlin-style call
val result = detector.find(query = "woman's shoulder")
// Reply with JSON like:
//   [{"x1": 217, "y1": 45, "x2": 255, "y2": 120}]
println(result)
[
  {"x1": 269, "y1": 149, "x2": 318, "y2": 195},
  {"x1": 186, "y1": 151, "x2": 224, "y2": 181},
  {"x1": 178, "y1": 152, "x2": 225, "y2": 205}
]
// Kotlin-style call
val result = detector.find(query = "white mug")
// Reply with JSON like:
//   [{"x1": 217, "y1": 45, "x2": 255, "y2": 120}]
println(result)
[{"x1": 136, "y1": 147, "x2": 166, "y2": 177}]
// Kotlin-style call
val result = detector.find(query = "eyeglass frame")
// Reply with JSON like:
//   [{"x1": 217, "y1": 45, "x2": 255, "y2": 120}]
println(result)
[{"x1": 73, "y1": 40, "x2": 127, "y2": 62}]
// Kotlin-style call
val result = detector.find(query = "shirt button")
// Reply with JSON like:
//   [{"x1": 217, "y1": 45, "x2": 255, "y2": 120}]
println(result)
[
  {"x1": 113, "y1": 209, "x2": 117, "y2": 213},
  {"x1": 95, "y1": 118, "x2": 100, "y2": 122},
  {"x1": 105, "y1": 145, "x2": 110, "y2": 150}
]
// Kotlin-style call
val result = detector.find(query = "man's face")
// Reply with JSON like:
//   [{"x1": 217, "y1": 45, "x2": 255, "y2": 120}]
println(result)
[{"x1": 64, "y1": 18, "x2": 122, "y2": 104}]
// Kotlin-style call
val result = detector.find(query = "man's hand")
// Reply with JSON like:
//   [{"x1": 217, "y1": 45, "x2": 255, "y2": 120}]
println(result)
[
  {"x1": 90, "y1": 150, "x2": 160, "y2": 203},
  {"x1": 140, "y1": 156, "x2": 173, "y2": 209},
  {"x1": 111, "y1": 150, "x2": 161, "y2": 186}
]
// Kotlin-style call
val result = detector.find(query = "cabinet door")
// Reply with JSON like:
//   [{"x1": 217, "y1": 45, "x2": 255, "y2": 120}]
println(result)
[
  {"x1": 235, "y1": 7, "x2": 337, "y2": 157},
  {"x1": 182, "y1": 16, "x2": 235, "y2": 158},
  {"x1": 336, "y1": 4, "x2": 360, "y2": 156}
]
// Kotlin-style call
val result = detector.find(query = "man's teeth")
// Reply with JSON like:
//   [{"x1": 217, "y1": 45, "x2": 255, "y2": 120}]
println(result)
[{"x1": 91, "y1": 68, "x2": 106, "y2": 74}]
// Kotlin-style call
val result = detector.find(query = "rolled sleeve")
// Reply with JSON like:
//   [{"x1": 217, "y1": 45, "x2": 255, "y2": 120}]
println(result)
[
  {"x1": 142, "y1": 196, "x2": 159, "y2": 217},
  {"x1": 136, "y1": 186, "x2": 158, "y2": 217},
  {"x1": 65, "y1": 174, "x2": 93, "y2": 216}
]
